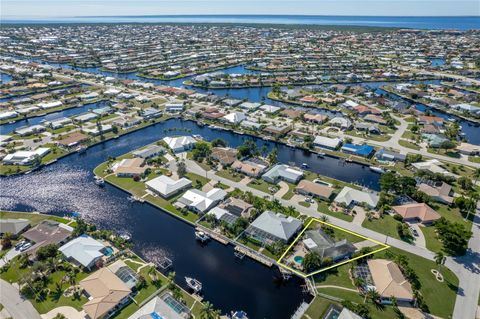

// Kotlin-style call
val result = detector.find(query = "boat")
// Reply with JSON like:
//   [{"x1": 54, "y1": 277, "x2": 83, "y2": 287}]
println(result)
[
  {"x1": 301, "y1": 163, "x2": 309, "y2": 168},
  {"x1": 128, "y1": 195, "x2": 143, "y2": 203},
  {"x1": 369, "y1": 166, "x2": 386, "y2": 174},
  {"x1": 119, "y1": 232, "x2": 131, "y2": 241},
  {"x1": 345, "y1": 158, "x2": 353, "y2": 163},
  {"x1": 76, "y1": 145, "x2": 87, "y2": 153},
  {"x1": 195, "y1": 231, "x2": 210, "y2": 243},
  {"x1": 317, "y1": 152, "x2": 325, "y2": 158},
  {"x1": 94, "y1": 176, "x2": 104, "y2": 186},
  {"x1": 192, "y1": 134, "x2": 203, "y2": 140},
  {"x1": 231, "y1": 310, "x2": 249, "y2": 319},
  {"x1": 185, "y1": 276, "x2": 202, "y2": 292}
]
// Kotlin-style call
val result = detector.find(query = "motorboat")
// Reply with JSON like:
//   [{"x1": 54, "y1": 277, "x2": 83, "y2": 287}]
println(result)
[
  {"x1": 231, "y1": 310, "x2": 249, "y2": 319},
  {"x1": 76, "y1": 145, "x2": 87, "y2": 153},
  {"x1": 94, "y1": 176, "x2": 105, "y2": 186},
  {"x1": 185, "y1": 276, "x2": 202, "y2": 292},
  {"x1": 301, "y1": 163, "x2": 309, "y2": 168},
  {"x1": 317, "y1": 152, "x2": 325, "y2": 158},
  {"x1": 369, "y1": 166, "x2": 386, "y2": 174},
  {"x1": 195, "y1": 231, "x2": 210, "y2": 243}
]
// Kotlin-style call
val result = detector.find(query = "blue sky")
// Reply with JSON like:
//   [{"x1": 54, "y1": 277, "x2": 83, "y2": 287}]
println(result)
[{"x1": 2, "y1": 0, "x2": 479, "y2": 18}]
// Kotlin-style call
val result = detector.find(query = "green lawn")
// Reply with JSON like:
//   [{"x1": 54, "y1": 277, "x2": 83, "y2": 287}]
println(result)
[
  {"x1": 303, "y1": 296, "x2": 337, "y2": 319},
  {"x1": 185, "y1": 172, "x2": 210, "y2": 188},
  {"x1": 248, "y1": 179, "x2": 277, "y2": 194},
  {"x1": 281, "y1": 182, "x2": 297, "y2": 200},
  {"x1": 419, "y1": 226, "x2": 443, "y2": 253},
  {"x1": 317, "y1": 202, "x2": 354, "y2": 222},
  {"x1": 0, "y1": 211, "x2": 70, "y2": 226},
  {"x1": 313, "y1": 264, "x2": 355, "y2": 289},
  {"x1": 215, "y1": 169, "x2": 243, "y2": 182},
  {"x1": 362, "y1": 215, "x2": 402, "y2": 240},
  {"x1": 399, "y1": 139, "x2": 421, "y2": 150}
]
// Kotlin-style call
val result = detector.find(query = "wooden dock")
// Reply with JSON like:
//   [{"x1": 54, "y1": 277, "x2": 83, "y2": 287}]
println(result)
[
  {"x1": 195, "y1": 227, "x2": 229, "y2": 245},
  {"x1": 234, "y1": 246, "x2": 274, "y2": 267}
]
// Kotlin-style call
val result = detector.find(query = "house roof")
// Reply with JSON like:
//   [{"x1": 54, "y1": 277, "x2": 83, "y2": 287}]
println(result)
[
  {"x1": 0, "y1": 219, "x2": 30, "y2": 235},
  {"x1": 113, "y1": 158, "x2": 146, "y2": 176},
  {"x1": 80, "y1": 268, "x2": 131, "y2": 319},
  {"x1": 314, "y1": 135, "x2": 342, "y2": 149},
  {"x1": 163, "y1": 136, "x2": 196, "y2": 151},
  {"x1": 178, "y1": 188, "x2": 227, "y2": 213},
  {"x1": 249, "y1": 211, "x2": 302, "y2": 241},
  {"x1": 146, "y1": 175, "x2": 192, "y2": 198},
  {"x1": 59, "y1": 235, "x2": 105, "y2": 268},
  {"x1": 334, "y1": 187, "x2": 379, "y2": 208},
  {"x1": 262, "y1": 164, "x2": 303, "y2": 182},
  {"x1": 296, "y1": 180, "x2": 334, "y2": 199},
  {"x1": 22, "y1": 220, "x2": 73, "y2": 257},
  {"x1": 392, "y1": 203, "x2": 441, "y2": 223},
  {"x1": 367, "y1": 259, "x2": 414, "y2": 300}
]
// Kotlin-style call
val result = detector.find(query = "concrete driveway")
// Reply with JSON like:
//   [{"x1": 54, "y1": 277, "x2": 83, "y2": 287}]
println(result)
[
  {"x1": 0, "y1": 248, "x2": 21, "y2": 268},
  {"x1": 0, "y1": 279, "x2": 41, "y2": 319}
]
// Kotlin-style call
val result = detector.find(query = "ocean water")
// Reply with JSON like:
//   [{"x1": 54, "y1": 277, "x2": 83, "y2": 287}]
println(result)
[{"x1": 3, "y1": 15, "x2": 479, "y2": 30}]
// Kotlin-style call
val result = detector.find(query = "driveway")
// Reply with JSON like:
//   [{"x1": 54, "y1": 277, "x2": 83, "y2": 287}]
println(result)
[
  {"x1": 410, "y1": 223, "x2": 426, "y2": 248},
  {"x1": 274, "y1": 181, "x2": 290, "y2": 198},
  {"x1": 41, "y1": 306, "x2": 86, "y2": 319},
  {"x1": 0, "y1": 248, "x2": 21, "y2": 268},
  {"x1": 0, "y1": 279, "x2": 41, "y2": 319}
]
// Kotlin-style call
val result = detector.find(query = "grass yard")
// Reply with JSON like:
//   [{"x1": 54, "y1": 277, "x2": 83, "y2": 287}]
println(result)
[
  {"x1": 302, "y1": 296, "x2": 337, "y2": 319},
  {"x1": 313, "y1": 264, "x2": 355, "y2": 289},
  {"x1": 419, "y1": 226, "x2": 443, "y2": 253},
  {"x1": 398, "y1": 139, "x2": 421, "y2": 150},
  {"x1": 281, "y1": 182, "x2": 297, "y2": 200},
  {"x1": 247, "y1": 179, "x2": 277, "y2": 194},
  {"x1": 362, "y1": 215, "x2": 402, "y2": 240},
  {"x1": 215, "y1": 169, "x2": 243, "y2": 182},
  {"x1": 317, "y1": 202, "x2": 354, "y2": 222},
  {"x1": 185, "y1": 172, "x2": 210, "y2": 188}
]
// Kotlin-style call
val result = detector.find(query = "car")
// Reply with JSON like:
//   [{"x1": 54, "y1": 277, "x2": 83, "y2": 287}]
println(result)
[
  {"x1": 411, "y1": 228, "x2": 419, "y2": 237},
  {"x1": 19, "y1": 242, "x2": 32, "y2": 252},
  {"x1": 15, "y1": 240, "x2": 26, "y2": 250}
]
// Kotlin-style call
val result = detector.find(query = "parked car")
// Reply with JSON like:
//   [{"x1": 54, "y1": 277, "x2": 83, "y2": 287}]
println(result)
[
  {"x1": 15, "y1": 240, "x2": 27, "y2": 250},
  {"x1": 19, "y1": 242, "x2": 32, "y2": 252},
  {"x1": 411, "y1": 228, "x2": 419, "y2": 237}
]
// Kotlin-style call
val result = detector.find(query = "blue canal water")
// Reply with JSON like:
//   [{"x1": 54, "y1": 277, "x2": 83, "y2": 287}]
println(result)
[
  {"x1": 3, "y1": 15, "x2": 479, "y2": 30},
  {"x1": 3, "y1": 118, "x2": 380, "y2": 318},
  {"x1": 0, "y1": 100, "x2": 111, "y2": 134}
]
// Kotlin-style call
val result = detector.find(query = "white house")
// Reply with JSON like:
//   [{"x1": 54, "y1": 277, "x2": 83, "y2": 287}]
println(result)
[
  {"x1": 2, "y1": 147, "x2": 50, "y2": 165},
  {"x1": 314, "y1": 136, "x2": 342, "y2": 150},
  {"x1": 246, "y1": 211, "x2": 302, "y2": 243},
  {"x1": 334, "y1": 186, "x2": 379, "y2": 208},
  {"x1": 59, "y1": 235, "x2": 106, "y2": 269},
  {"x1": 163, "y1": 136, "x2": 197, "y2": 153},
  {"x1": 177, "y1": 188, "x2": 227, "y2": 214},
  {"x1": 146, "y1": 175, "x2": 192, "y2": 198},
  {"x1": 222, "y1": 112, "x2": 246, "y2": 124}
]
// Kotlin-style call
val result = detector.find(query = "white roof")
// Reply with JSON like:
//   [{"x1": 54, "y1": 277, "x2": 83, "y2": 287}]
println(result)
[
  {"x1": 314, "y1": 136, "x2": 342, "y2": 148},
  {"x1": 163, "y1": 136, "x2": 196, "y2": 151},
  {"x1": 59, "y1": 235, "x2": 105, "y2": 268},
  {"x1": 259, "y1": 104, "x2": 281, "y2": 113},
  {"x1": 249, "y1": 211, "x2": 303, "y2": 241},
  {"x1": 208, "y1": 206, "x2": 230, "y2": 220},
  {"x1": 179, "y1": 188, "x2": 227, "y2": 213},
  {"x1": 2, "y1": 147, "x2": 50, "y2": 164},
  {"x1": 222, "y1": 112, "x2": 246, "y2": 124},
  {"x1": 412, "y1": 159, "x2": 451, "y2": 176},
  {"x1": 334, "y1": 186, "x2": 379, "y2": 208},
  {"x1": 38, "y1": 101, "x2": 62, "y2": 109},
  {"x1": 146, "y1": 175, "x2": 192, "y2": 197}
]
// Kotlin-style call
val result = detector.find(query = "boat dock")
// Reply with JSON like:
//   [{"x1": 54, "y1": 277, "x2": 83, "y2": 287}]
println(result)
[
  {"x1": 234, "y1": 246, "x2": 274, "y2": 267},
  {"x1": 195, "y1": 226, "x2": 229, "y2": 245}
]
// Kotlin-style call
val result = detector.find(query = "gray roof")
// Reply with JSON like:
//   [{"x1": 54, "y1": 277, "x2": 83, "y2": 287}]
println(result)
[
  {"x1": 132, "y1": 145, "x2": 166, "y2": 158},
  {"x1": 0, "y1": 219, "x2": 30, "y2": 235},
  {"x1": 248, "y1": 211, "x2": 302, "y2": 242},
  {"x1": 304, "y1": 229, "x2": 357, "y2": 261}
]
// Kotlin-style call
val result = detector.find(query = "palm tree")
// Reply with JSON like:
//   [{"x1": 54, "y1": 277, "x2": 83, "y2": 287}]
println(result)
[
  {"x1": 200, "y1": 301, "x2": 219, "y2": 319},
  {"x1": 473, "y1": 168, "x2": 480, "y2": 184},
  {"x1": 365, "y1": 288, "x2": 381, "y2": 304},
  {"x1": 465, "y1": 191, "x2": 479, "y2": 221},
  {"x1": 434, "y1": 252, "x2": 445, "y2": 271}
]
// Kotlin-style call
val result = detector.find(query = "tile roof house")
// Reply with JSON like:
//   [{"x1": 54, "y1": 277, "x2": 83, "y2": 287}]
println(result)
[
  {"x1": 262, "y1": 164, "x2": 303, "y2": 184},
  {"x1": 22, "y1": 220, "x2": 73, "y2": 259},
  {"x1": 295, "y1": 180, "x2": 334, "y2": 200},
  {"x1": 146, "y1": 175, "x2": 192, "y2": 198},
  {"x1": 211, "y1": 147, "x2": 238, "y2": 166},
  {"x1": 246, "y1": 211, "x2": 303, "y2": 243},
  {"x1": 417, "y1": 182, "x2": 454, "y2": 205},
  {"x1": 57, "y1": 132, "x2": 89, "y2": 148},
  {"x1": 59, "y1": 235, "x2": 105, "y2": 269},
  {"x1": 392, "y1": 203, "x2": 441, "y2": 224},
  {"x1": 334, "y1": 187, "x2": 379, "y2": 209},
  {"x1": 80, "y1": 268, "x2": 132, "y2": 319},
  {"x1": 232, "y1": 159, "x2": 268, "y2": 177},
  {"x1": 112, "y1": 158, "x2": 146, "y2": 177},
  {"x1": 367, "y1": 259, "x2": 414, "y2": 302}
]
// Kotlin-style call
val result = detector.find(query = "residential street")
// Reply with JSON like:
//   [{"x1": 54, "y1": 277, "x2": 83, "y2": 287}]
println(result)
[{"x1": 184, "y1": 158, "x2": 480, "y2": 319}]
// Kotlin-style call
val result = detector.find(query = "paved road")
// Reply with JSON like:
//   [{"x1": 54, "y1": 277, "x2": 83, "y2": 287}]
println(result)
[
  {"x1": 184, "y1": 159, "x2": 480, "y2": 319},
  {"x1": 0, "y1": 279, "x2": 41, "y2": 319}
]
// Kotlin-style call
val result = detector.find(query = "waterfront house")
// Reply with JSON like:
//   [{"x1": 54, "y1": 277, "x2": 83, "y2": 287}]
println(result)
[
  {"x1": 355, "y1": 122, "x2": 381, "y2": 134},
  {"x1": 260, "y1": 104, "x2": 282, "y2": 113},
  {"x1": 163, "y1": 136, "x2": 197, "y2": 153},
  {"x1": 59, "y1": 234, "x2": 106, "y2": 270},
  {"x1": 341, "y1": 143, "x2": 374, "y2": 158},
  {"x1": 303, "y1": 229, "x2": 357, "y2": 262},
  {"x1": 38, "y1": 100, "x2": 62, "y2": 109},
  {"x1": 57, "y1": 132, "x2": 89, "y2": 149},
  {"x1": 334, "y1": 187, "x2": 379, "y2": 209},
  {"x1": 211, "y1": 147, "x2": 238, "y2": 166},
  {"x1": 295, "y1": 180, "x2": 334, "y2": 201},
  {"x1": 0, "y1": 110, "x2": 18, "y2": 120},
  {"x1": 375, "y1": 148, "x2": 406, "y2": 162},
  {"x1": 83, "y1": 124, "x2": 113, "y2": 136},
  {"x1": 246, "y1": 211, "x2": 302, "y2": 243},
  {"x1": 314, "y1": 136, "x2": 342, "y2": 150},
  {"x1": 22, "y1": 220, "x2": 73, "y2": 259},
  {"x1": 220, "y1": 197, "x2": 254, "y2": 219},
  {"x1": 132, "y1": 144, "x2": 166, "y2": 159},
  {"x1": 45, "y1": 117, "x2": 72, "y2": 129},
  {"x1": 303, "y1": 113, "x2": 328, "y2": 124},
  {"x1": 239, "y1": 102, "x2": 261, "y2": 111},
  {"x1": 422, "y1": 133, "x2": 450, "y2": 148},
  {"x1": 222, "y1": 99, "x2": 242, "y2": 107},
  {"x1": 232, "y1": 158, "x2": 268, "y2": 177},
  {"x1": 165, "y1": 103, "x2": 184, "y2": 113},
  {"x1": 0, "y1": 219, "x2": 30, "y2": 237},
  {"x1": 15, "y1": 124, "x2": 46, "y2": 136},
  {"x1": 2, "y1": 147, "x2": 50, "y2": 165},
  {"x1": 177, "y1": 188, "x2": 227, "y2": 214},
  {"x1": 80, "y1": 268, "x2": 132, "y2": 319},
  {"x1": 127, "y1": 292, "x2": 190, "y2": 319},
  {"x1": 112, "y1": 115, "x2": 142, "y2": 128},
  {"x1": 456, "y1": 143, "x2": 480, "y2": 156},
  {"x1": 146, "y1": 175, "x2": 192, "y2": 198},
  {"x1": 262, "y1": 125, "x2": 291, "y2": 138},
  {"x1": 107, "y1": 260, "x2": 139, "y2": 289},
  {"x1": 411, "y1": 159, "x2": 452, "y2": 177},
  {"x1": 208, "y1": 206, "x2": 238, "y2": 225},
  {"x1": 222, "y1": 112, "x2": 246, "y2": 124},
  {"x1": 392, "y1": 203, "x2": 441, "y2": 224},
  {"x1": 112, "y1": 158, "x2": 146, "y2": 177},
  {"x1": 367, "y1": 259, "x2": 414, "y2": 303},
  {"x1": 73, "y1": 112, "x2": 99, "y2": 123},
  {"x1": 417, "y1": 181, "x2": 454, "y2": 205},
  {"x1": 141, "y1": 107, "x2": 162, "y2": 119},
  {"x1": 262, "y1": 164, "x2": 303, "y2": 184}
]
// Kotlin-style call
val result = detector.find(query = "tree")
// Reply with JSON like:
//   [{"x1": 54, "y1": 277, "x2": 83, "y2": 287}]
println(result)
[
  {"x1": 201, "y1": 301, "x2": 220, "y2": 319},
  {"x1": 380, "y1": 172, "x2": 397, "y2": 193},
  {"x1": 267, "y1": 148, "x2": 278, "y2": 164},
  {"x1": 237, "y1": 140, "x2": 257, "y2": 158},
  {"x1": 457, "y1": 177, "x2": 473, "y2": 191},
  {"x1": 302, "y1": 252, "x2": 322, "y2": 272},
  {"x1": 1, "y1": 232, "x2": 13, "y2": 250},
  {"x1": 192, "y1": 142, "x2": 211, "y2": 161},
  {"x1": 73, "y1": 218, "x2": 88, "y2": 236},
  {"x1": 434, "y1": 217, "x2": 473, "y2": 255},
  {"x1": 36, "y1": 243, "x2": 58, "y2": 261},
  {"x1": 177, "y1": 161, "x2": 187, "y2": 178},
  {"x1": 434, "y1": 252, "x2": 445, "y2": 271},
  {"x1": 211, "y1": 138, "x2": 227, "y2": 147},
  {"x1": 365, "y1": 288, "x2": 381, "y2": 304}
]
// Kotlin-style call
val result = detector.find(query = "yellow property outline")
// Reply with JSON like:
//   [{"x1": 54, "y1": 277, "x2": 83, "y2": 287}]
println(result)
[{"x1": 277, "y1": 218, "x2": 390, "y2": 278}]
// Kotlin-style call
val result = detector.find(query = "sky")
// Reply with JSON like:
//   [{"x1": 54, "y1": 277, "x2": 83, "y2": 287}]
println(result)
[{"x1": 2, "y1": 0, "x2": 479, "y2": 19}]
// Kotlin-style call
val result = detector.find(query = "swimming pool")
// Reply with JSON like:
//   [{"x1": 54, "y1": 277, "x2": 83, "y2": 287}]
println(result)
[
  {"x1": 294, "y1": 256, "x2": 304, "y2": 264},
  {"x1": 103, "y1": 246, "x2": 114, "y2": 256}
]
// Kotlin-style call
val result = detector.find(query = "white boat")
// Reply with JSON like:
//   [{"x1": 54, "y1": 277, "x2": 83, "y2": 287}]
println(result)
[
  {"x1": 369, "y1": 166, "x2": 386, "y2": 174},
  {"x1": 76, "y1": 145, "x2": 87, "y2": 153},
  {"x1": 94, "y1": 176, "x2": 104, "y2": 186},
  {"x1": 231, "y1": 310, "x2": 249, "y2": 319},
  {"x1": 301, "y1": 163, "x2": 309, "y2": 168},
  {"x1": 185, "y1": 276, "x2": 202, "y2": 292},
  {"x1": 119, "y1": 233, "x2": 131, "y2": 241},
  {"x1": 317, "y1": 152, "x2": 325, "y2": 158},
  {"x1": 195, "y1": 231, "x2": 210, "y2": 243}
]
